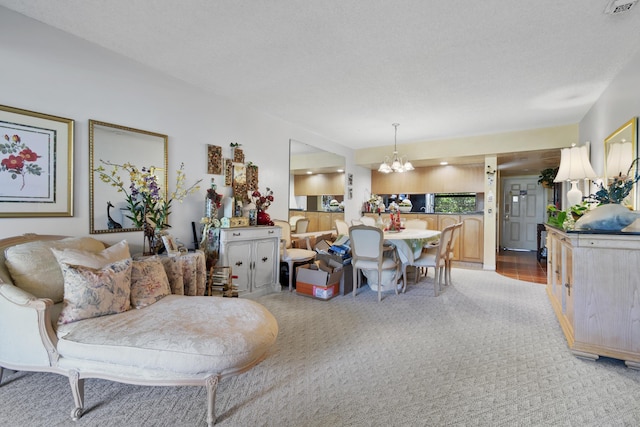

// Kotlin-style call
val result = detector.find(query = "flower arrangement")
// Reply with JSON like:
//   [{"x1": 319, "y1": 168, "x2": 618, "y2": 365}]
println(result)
[
  {"x1": 0, "y1": 133, "x2": 43, "y2": 191},
  {"x1": 587, "y1": 158, "x2": 640, "y2": 205},
  {"x1": 250, "y1": 187, "x2": 274, "y2": 211},
  {"x1": 95, "y1": 160, "x2": 201, "y2": 230},
  {"x1": 206, "y1": 182, "x2": 223, "y2": 209}
]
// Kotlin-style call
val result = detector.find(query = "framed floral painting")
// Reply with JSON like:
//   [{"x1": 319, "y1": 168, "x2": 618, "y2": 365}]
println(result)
[{"x1": 0, "y1": 105, "x2": 74, "y2": 217}]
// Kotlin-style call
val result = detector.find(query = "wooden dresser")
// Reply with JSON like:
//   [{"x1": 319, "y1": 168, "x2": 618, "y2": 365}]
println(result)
[{"x1": 545, "y1": 225, "x2": 640, "y2": 369}]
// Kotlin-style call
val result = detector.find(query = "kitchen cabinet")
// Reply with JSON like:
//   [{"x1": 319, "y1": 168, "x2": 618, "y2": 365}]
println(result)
[
  {"x1": 460, "y1": 215, "x2": 483, "y2": 262},
  {"x1": 372, "y1": 165, "x2": 484, "y2": 194},
  {"x1": 218, "y1": 226, "x2": 281, "y2": 298},
  {"x1": 545, "y1": 226, "x2": 640, "y2": 368}
]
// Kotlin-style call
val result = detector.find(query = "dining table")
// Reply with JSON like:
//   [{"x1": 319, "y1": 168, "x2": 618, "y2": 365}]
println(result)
[{"x1": 362, "y1": 228, "x2": 441, "y2": 292}]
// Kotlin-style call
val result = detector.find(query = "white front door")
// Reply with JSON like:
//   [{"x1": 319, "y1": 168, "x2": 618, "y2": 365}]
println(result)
[{"x1": 501, "y1": 177, "x2": 544, "y2": 251}]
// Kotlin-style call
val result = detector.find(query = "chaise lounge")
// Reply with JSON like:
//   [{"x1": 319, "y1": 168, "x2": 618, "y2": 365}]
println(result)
[{"x1": 0, "y1": 234, "x2": 278, "y2": 426}]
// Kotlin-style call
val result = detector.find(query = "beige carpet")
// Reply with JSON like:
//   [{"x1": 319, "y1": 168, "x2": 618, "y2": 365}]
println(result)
[{"x1": 1, "y1": 268, "x2": 639, "y2": 426}]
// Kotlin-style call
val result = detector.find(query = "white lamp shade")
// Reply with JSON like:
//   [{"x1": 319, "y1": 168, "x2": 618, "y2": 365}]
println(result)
[
  {"x1": 606, "y1": 141, "x2": 633, "y2": 178},
  {"x1": 554, "y1": 146, "x2": 597, "y2": 182}
]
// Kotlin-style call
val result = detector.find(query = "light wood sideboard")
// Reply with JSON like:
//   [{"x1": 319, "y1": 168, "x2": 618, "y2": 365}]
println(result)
[{"x1": 545, "y1": 225, "x2": 640, "y2": 369}]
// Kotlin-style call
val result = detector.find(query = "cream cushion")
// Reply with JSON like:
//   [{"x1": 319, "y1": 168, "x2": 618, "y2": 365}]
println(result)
[
  {"x1": 50, "y1": 240, "x2": 130, "y2": 269},
  {"x1": 4, "y1": 237, "x2": 106, "y2": 303},
  {"x1": 130, "y1": 258, "x2": 171, "y2": 308},
  {"x1": 56, "y1": 295, "x2": 279, "y2": 375}
]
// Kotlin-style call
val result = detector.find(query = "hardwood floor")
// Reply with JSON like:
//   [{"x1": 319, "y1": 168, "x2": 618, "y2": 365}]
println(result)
[{"x1": 496, "y1": 249, "x2": 547, "y2": 284}]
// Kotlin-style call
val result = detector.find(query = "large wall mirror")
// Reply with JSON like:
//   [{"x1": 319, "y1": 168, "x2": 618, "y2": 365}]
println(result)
[
  {"x1": 289, "y1": 139, "x2": 345, "y2": 212},
  {"x1": 89, "y1": 120, "x2": 168, "y2": 234},
  {"x1": 604, "y1": 117, "x2": 637, "y2": 209}
]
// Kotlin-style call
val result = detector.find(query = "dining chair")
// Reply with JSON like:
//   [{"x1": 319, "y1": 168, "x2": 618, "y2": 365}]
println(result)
[
  {"x1": 289, "y1": 215, "x2": 306, "y2": 233},
  {"x1": 444, "y1": 222, "x2": 463, "y2": 286},
  {"x1": 359, "y1": 216, "x2": 376, "y2": 226},
  {"x1": 273, "y1": 219, "x2": 316, "y2": 291},
  {"x1": 334, "y1": 219, "x2": 350, "y2": 236},
  {"x1": 404, "y1": 219, "x2": 427, "y2": 230},
  {"x1": 408, "y1": 224, "x2": 455, "y2": 296},
  {"x1": 349, "y1": 225, "x2": 400, "y2": 302},
  {"x1": 295, "y1": 218, "x2": 310, "y2": 234}
]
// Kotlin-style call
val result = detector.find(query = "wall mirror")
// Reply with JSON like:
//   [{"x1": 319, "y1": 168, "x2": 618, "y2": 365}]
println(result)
[
  {"x1": 289, "y1": 139, "x2": 345, "y2": 212},
  {"x1": 89, "y1": 120, "x2": 168, "y2": 234},
  {"x1": 604, "y1": 117, "x2": 637, "y2": 209}
]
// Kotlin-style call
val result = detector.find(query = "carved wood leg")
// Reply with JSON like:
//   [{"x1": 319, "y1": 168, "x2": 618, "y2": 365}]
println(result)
[
  {"x1": 205, "y1": 375, "x2": 220, "y2": 426},
  {"x1": 68, "y1": 370, "x2": 84, "y2": 421}
]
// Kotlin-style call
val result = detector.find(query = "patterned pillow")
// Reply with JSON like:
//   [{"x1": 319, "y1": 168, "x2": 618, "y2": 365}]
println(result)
[
  {"x1": 130, "y1": 258, "x2": 171, "y2": 308},
  {"x1": 57, "y1": 258, "x2": 132, "y2": 325}
]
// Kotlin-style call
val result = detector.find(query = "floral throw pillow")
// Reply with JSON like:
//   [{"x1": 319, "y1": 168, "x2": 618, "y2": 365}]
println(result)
[
  {"x1": 57, "y1": 258, "x2": 132, "y2": 325},
  {"x1": 130, "y1": 258, "x2": 171, "y2": 308}
]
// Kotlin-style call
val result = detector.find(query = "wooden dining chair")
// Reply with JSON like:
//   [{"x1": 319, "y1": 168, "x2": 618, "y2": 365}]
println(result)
[
  {"x1": 273, "y1": 219, "x2": 316, "y2": 291},
  {"x1": 359, "y1": 216, "x2": 376, "y2": 226},
  {"x1": 349, "y1": 225, "x2": 400, "y2": 302},
  {"x1": 444, "y1": 222, "x2": 463, "y2": 286},
  {"x1": 295, "y1": 218, "x2": 310, "y2": 234},
  {"x1": 409, "y1": 224, "x2": 455, "y2": 296},
  {"x1": 334, "y1": 219, "x2": 350, "y2": 236},
  {"x1": 404, "y1": 219, "x2": 427, "y2": 230}
]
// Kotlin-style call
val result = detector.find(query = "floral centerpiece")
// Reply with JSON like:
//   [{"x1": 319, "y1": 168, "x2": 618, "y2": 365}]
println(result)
[
  {"x1": 575, "y1": 159, "x2": 640, "y2": 231},
  {"x1": 368, "y1": 194, "x2": 384, "y2": 213},
  {"x1": 95, "y1": 160, "x2": 201, "y2": 254},
  {"x1": 250, "y1": 187, "x2": 274, "y2": 225}
]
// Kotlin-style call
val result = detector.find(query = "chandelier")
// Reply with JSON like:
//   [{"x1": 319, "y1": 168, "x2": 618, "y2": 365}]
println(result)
[{"x1": 378, "y1": 123, "x2": 414, "y2": 173}]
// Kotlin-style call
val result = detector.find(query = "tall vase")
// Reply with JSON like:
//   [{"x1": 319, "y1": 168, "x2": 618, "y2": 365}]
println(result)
[{"x1": 257, "y1": 210, "x2": 271, "y2": 226}]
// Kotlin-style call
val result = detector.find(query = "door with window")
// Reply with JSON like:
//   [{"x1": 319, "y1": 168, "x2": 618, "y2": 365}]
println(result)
[{"x1": 501, "y1": 178, "x2": 544, "y2": 250}]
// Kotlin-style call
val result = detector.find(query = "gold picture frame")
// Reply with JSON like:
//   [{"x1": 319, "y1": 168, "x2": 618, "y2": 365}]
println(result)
[{"x1": 0, "y1": 104, "x2": 74, "y2": 217}]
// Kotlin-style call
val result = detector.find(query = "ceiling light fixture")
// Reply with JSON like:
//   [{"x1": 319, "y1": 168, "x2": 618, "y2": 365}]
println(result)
[{"x1": 378, "y1": 123, "x2": 414, "y2": 173}]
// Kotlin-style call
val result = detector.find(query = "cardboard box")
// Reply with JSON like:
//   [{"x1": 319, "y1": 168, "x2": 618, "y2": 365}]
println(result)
[
  {"x1": 316, "y1": 253, "x2": 353, "y2": 295},
  {"x1": 295, "y1": 263, "x2": 342, "y2": 300}
]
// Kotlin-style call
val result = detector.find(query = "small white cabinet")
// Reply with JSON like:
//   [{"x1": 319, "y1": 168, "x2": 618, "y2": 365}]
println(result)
[
  {"x1": 546, "y1": 226, "x2": 640, "y2": 368},
  {"x1": 218, "y1": 226, "x2": 281, "y2": 298}
]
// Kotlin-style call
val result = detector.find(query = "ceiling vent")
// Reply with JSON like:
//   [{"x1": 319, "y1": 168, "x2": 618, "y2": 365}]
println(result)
[{"x1": 604, "y1": 0, "x2": 638, "y2": 14}]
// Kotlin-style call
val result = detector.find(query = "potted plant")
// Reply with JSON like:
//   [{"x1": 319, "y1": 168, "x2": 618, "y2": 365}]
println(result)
[{"x1": 538, "y1": 167, "x2": 558, "y2": 188}]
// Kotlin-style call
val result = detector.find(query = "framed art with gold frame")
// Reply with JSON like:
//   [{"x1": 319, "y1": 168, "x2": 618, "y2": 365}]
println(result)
[{"x1": 0, "y1": 104, "x2": 74, "y2": 217}]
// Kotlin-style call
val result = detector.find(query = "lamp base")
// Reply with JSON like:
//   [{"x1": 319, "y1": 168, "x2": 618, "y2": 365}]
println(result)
[{"x1": 567, "y1": 180, "x2": 582, "y2": 207}]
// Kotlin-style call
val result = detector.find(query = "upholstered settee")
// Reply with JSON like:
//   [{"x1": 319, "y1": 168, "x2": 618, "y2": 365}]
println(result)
[{"x1": 0, "y1": 234, "x2": 278, "y2": 426}]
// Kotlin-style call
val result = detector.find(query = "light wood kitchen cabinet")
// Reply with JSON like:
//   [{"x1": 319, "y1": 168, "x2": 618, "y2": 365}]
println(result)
[
  {"x1": 218, "y1": 226, "x2": 281, "y2": 298},
  {"x1": 545, "y1": 226, "x2": 640, "y2": 369},
  {"x1": 293, "y1": 173, "x2": 344, "y2": 196},
  {"x1": 317, "y1": 212, "x2": 332, "y2": 231},
  {"x1": 371, "y1": 165, "x2": 484, "y2": 194},
  {"x1": 460, "y1": 215, "x2": 483, "y2": 262}
]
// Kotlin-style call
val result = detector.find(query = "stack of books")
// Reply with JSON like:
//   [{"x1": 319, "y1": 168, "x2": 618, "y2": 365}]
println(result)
[{"x1": 208, "y1": 266, "x2": 239, "y2": 297}]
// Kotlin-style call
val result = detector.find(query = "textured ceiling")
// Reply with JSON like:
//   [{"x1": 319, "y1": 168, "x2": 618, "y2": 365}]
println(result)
[{"x1": 2, "y1": 0, "x2": 640, "y2": 156}]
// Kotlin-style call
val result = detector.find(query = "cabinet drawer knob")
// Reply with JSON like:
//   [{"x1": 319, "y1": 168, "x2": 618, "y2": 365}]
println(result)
[
  {"x1": 262, "y1": 257, "x2": 268, "y2": 262},
  {"x1": 235, "y1": 261, "x2": 243, "y2": 266},
  {"x1": 564, "y1": 282, "x2": 571, "y2": 296},
  {"x1": 233, "y1": 232, "x2": 241, "y2": 236},
  {"x1": 268, "y1": 230, "x2": 274, "y2": 234}
]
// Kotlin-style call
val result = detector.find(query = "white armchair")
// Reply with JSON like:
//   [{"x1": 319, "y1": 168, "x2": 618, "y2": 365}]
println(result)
[{"x1": 273, "y1": 220, "x2": 316, "y2": 291}]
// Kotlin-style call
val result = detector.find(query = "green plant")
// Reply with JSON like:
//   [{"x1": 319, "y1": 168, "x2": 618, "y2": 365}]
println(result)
[
  {"x1": 546, "y1": 205, "x2": 567, "y2": 228},
  {"x1": 538, "y1": 167, "x2": 558, "y2": 187}
]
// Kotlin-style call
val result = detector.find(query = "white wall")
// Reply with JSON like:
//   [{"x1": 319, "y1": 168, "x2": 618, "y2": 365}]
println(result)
[
  {"x1": 580, "y1": 46, "x2": 640, "y2": 182},
  {"x1": 0, "y1": 8, "x2": 353, "y2": 252}
]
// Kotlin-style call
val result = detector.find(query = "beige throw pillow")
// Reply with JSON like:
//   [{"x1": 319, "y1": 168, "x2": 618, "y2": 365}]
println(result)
[
  {"x1": 130, "y1": 257, "x2": 171, "y2": 308},
  {"x1": 50, "y1": 240, "x2": 130, "y2": 269}
]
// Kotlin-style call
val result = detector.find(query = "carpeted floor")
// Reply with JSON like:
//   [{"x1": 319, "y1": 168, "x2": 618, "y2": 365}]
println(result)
[{"x1": 2, "y1": 269, "x2": 639, "y2": 426}]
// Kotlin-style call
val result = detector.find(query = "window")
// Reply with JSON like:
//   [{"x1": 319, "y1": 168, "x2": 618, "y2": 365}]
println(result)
[{"x1": 434, "y1": 193, "x2": 477, "y2": 213}]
